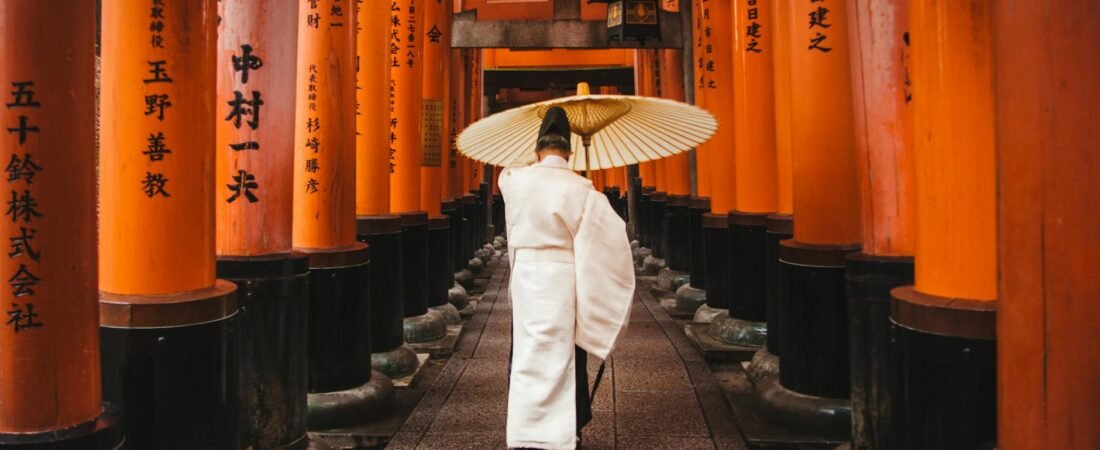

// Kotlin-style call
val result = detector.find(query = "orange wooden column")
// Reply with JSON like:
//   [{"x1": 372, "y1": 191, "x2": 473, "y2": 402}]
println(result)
[
  {"x1": 0, "y1": 2, "x2": 122, "y2": 446},
  {"x1": 294, "y1": 0, "x2": 358, "y2": 251},
  {"x1": 391, "y1": 0, "x2": 424, "y2": 213},
  {"x1": 420, "y1": 0, "x2": 450, "y2": 216},
  {"x1": 845, "y1": 0, "x2": 914, "y2": 447},
  {"x1": 659, "y1": 49, "x2": 691, "y2": 196},
  {"x1": 357, "y1": 0, "x2": 392, "y2": 216},
  {"x1": 709, "y1": 0, "x2": 780, "y2": 346},
  {"x1": 214, "y1": 1, "x2": 309, "y2": 448},
  {"x1": 995, "y1": 2, "x2": 1100, "y2": 448},
  {"x1": 447, "y1": 48, "x2": 467, "y2": 200},
  {"x1": 730, "y1": 0, "x2": 777, "y2": 215},
  {"x1": 768, "y1": 0, "x2": 861, "y2": 424},
  {"x1": 648, "y1": 50, "x2": 669, "y2": 193},
  {"x1": 699, "y1": 0, "x2": 736, "y2": 215},
  {"x1": 771, "y1": 0, "x2": 793, "y2": 217},
  {"x1": 293, "y1": 0, "x2": 380, "y2": 411},
  {"x1": 692, "y1": 0, "x2": 712, "y2": 198},
  {"x1": 217, "y1": 0, "x2": 297, "y2": 257},
  {"x1": 99, "y1": 0, "x2": 238, "y2": 447},
  {"x1": 887, "y1": 0, "x2": 997, "y2": 446},
  {"x1": 634, "y1": 49, "x2": 657, "y2": 188}
]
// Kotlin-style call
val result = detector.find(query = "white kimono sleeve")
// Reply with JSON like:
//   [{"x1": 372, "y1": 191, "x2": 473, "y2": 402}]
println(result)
[{"x1": 573, "y1": 189, "x2": 635, "y2": 360}]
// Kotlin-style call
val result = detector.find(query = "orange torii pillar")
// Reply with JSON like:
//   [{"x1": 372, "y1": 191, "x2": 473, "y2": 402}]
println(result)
[
  {"x1": 448, "y1": 49, "x2": 475, "y2": 291},
  {"x1": 694, "y1": 0, "x2": 737, "y2": 326},
  {"x1": 420, "y1": 0, "x2": 461, "y2": 325},
  {"x1": 0, "y1": 3, "x2": 124, "y2": 449},
  {"x1": 995, "y1": 3, "x2": 1100, "y2": 448},
  {"x1": 355, "y1": 0, "x2": 420, "y2": 382},
  {"x1": 709, "y1": 0, "x2": 781, "y2": 349},
  {"x1": 888, "y1": 1, "x2": 997, "y2": 447},
  {"x1": 843, "y1": 0, "x2": 914, "y2": 448},
  {"x1": 755, "y1": 0, "x2": 861, "y2": 441},
  {"x1": 214, "y1": 1, "x2": 311, "y2": 448},
  {"x1": 391, "y1": 0, "x2": 447, "y2": 344},
  {"x1": 678, "y1": 0, "x2": 712, "y2": 316},
  {"x1": 99, "y1": 1, "x2": 239, "y2": 448},
  {"x1": 752, "y1": 0, "x2": 797, "y2": 386},
  {"x1": 656, "y1": 49, "x2": 693, "y2": 291},
  {"x1": 293, "y1": 0, "x2": 393, "y2": 432}
]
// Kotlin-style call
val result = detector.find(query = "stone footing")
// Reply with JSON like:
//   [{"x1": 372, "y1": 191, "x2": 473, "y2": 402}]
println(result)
[
  {"x1": 633, "y1": 247, "x2": 652, "y2": 267},
  {"x1": 683, "y1": 322, "x2": 758, "y2": 363},
  {"x1": 693, "y1": 304, "x2": 725, "y2": 324},
  {"x1": 403, "y1": 312, "x2": 447, "y2": 343},
  {"x1": 467, "y1": 257, "x2": 485, "y2": 275},
  {"x1": 429, "y1": 303, "x2": 462, "y2": 325},
  {"x1": 448, "y1": 282, "x2": 470, "y2": 309},
  {"x1": 726, "y1": 381, "x2": 848, "y2": 450},
  {"x1": 674, "y1": 283, "x2": 707, "y2": 317},
  {"x1": 371, "y1": 344, "x2": 421, "y2": 382},
  {"x1": 307, "y1": 371, "x2": 395, "y2": 432},
  {"x1": 746, "y1": 347, "x2": 780, "y2": 386},
  {"x1": 407, "y1": 323, "x2": 464, "y2": 358},
  {"x1": 709, "y1": 311, "x2": 767, "y2": 347},
  {"x1": 642, "y1": 255, "x2": 667, "y2": 275},
  {"x1": 756, "y1": 377, "x2": 851, "y2": 442},
  {"x1": 655, "y1": 268, "x2": 690, "y2": 292},
  {"x1": 454, "y1": 269, "x2": 475, "y2": 290}
]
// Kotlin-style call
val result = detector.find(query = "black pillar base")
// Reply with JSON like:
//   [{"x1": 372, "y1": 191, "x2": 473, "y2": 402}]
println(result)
[
  {"x1": 687, "y1": 197, "x2": 710, "y2": 291},
  {"x1": 638, "y1": 188, "x2": 653, "y2": 248},
  {"x1": 217, "y1": 253, "x2": 310, "y2": 450},
  {"x1": 100, "y1": 281, "x2": 240, "y2": 450},
  {"x1": 0, "y1": 406, "x2": 124, "y2": 450},
  {"x1": 756, "y1": 376, "x2": 852, "y2": 441},
  {"x1": 845, "y1": 252, "x2": 913, "y2": 450},
  {"x1": 399, "y1": 212, "x2": 447, "y2": 343},
  {"x1": 764, "y1": 215, "x2": 793, "y2": 357},
  {"x1": 890, "y1": 286, "x2": 996, "y2": 450},
  {"x1": 428, "y1": 217, "x2": 460, "y2": 325},
  {"x1": 713, "y1": 211, "x2": 772, "y2": 347},
  {"x1": 648, "y1": 192, "x2": 668, "y2": 259},
  {"x1": 356, "y1": 215, "x2": 417, "y2": 379},
  {"x1": 777, "y1": 240, "x2": 858, "y2": 399},
  {"x1": 696, "y1": 213, "x2": 730, "y2": 324},
  {"x1": 665, "y1": 195, "x2": 691, "y2": 272}
]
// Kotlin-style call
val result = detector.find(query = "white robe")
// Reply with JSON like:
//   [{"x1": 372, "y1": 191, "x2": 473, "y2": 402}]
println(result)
[{"x1": 499, "y1": 156, "x2": 635, "y2": 450}]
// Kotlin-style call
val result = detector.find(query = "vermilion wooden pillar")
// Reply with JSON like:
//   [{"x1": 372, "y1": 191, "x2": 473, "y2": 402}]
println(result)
[
  {"x1": 711, "y1": 0, "x2": 780, "y2": 348},
  {"x1": 447, "y1": 48, "x2": 467, "y2": 201},
  {"x1": 634, "y1": 49, "x2": 657, "y2": 190},
  {"x1": 214, "y1": 0, "x2": 310, "y2": 447},
  {"x1": 755, "y1": 0, "x2": 796, "y2": 378},
  {"x1": 391, "y1": 0, "x2": 446, "y2": 344},
  {"x1": 293, "y1": 0, "x2": 393, "y2": 432},
  {"x1": 676, "y1": 0, "x2": 713, "y2": 317},
  {"x1": 99, "y1": 1, "x2": 240, "y2": 447},
  {"x1": 760, "y1": 0, "x2": 862, "y2": 440},
  {"x1": 691, "y1": 0, "x2": 712, "y2": 198},
  {"x1": 843, "y1": 1, "x2": 914, "y2": 448},
  {"x1": 888, "y1": 1, "x2": 997, "y2": 448},
  {"x1": 0, "y1": 3, "x2": 123, "y2": 448},
  {"x1": 694, "y1": 0, "x2": 736, "y2": 324},
  {"x1": 355, "y1": 0, "x2": 419, "y2": 382},
  {"x1": 420, "y1": 0, "x2": 460, "y2": 325},
  {"x1": 654, "y1": 49, "x2": 691, "y2": 288},
  {"x1": 994, "y1": 2, "x2": 1099, "y2": 448}
]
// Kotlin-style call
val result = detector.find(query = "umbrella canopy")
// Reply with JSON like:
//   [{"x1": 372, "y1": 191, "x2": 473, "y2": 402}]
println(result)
[{"x1": 456, "y1": 87, "x2": 717, "y2": 172}]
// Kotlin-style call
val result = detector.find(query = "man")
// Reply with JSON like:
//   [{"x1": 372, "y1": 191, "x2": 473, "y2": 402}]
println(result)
[{"x1": 499, "y1": 106, "x2": 635, "y2": 449}]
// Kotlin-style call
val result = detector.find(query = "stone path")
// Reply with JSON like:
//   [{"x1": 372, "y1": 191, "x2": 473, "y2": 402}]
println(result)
[{"x1": 387, "y1": 259, "x2": 747, "y2": 450}]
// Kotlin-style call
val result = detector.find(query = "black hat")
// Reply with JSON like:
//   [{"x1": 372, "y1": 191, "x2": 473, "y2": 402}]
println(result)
[{"x1": 538, "y1": 106, "x2": 572, "y2": 144}]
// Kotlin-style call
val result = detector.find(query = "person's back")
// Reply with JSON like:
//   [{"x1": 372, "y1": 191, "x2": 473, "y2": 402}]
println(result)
[
  {"x1": 497, "y1": 106, "x2": 633, "y2": 450},
  {"x1": 499, "y1": 161, "x2": 593, "y2": 253}
]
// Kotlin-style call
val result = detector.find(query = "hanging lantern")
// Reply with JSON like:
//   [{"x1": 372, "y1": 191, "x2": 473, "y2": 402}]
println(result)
[{"x1": 592, "y1": 1, "x2": 661, "y2": 45}]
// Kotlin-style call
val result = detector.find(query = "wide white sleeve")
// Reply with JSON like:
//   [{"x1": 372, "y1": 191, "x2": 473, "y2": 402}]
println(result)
[{"x1": 573, "y1": 189, "x2": 635, "y2": 360}]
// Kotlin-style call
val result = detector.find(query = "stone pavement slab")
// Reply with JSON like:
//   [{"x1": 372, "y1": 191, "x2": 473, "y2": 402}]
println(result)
[{"x1": 387, "y1": 260, "x2": 748, "y2": 450}]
